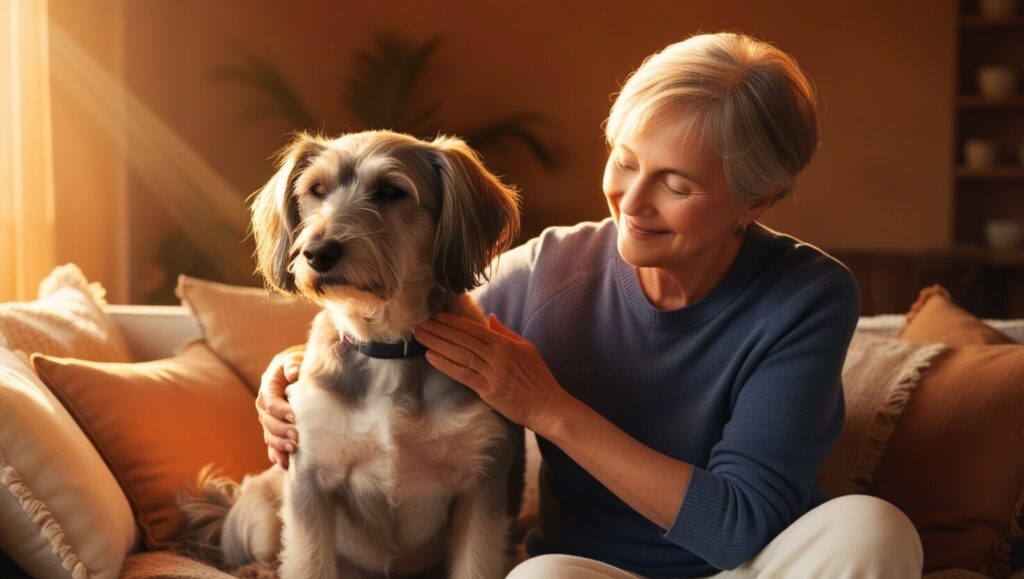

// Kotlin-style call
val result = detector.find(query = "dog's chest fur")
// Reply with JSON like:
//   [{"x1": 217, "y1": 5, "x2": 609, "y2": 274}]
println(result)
[{"x1": 290, "y1": 316, "x2": 507, "y2": 560}]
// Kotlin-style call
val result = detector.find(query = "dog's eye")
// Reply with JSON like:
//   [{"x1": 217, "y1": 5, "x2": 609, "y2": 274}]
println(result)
[
  {"x1": 310, "y1": 184, "x2": 328, "y2": 198},
  {"x1": 372, "y1": 185, "x2": 406, "y2": 200}
]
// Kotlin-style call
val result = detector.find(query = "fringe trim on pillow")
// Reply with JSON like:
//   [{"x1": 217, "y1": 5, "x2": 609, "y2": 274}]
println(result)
[
  {"x1": 901, "y1": 284, "x2": 951, "y2": 331},
  {"x1": 37, "y1": 263, "x2": 109, "y2": 306},
  {"x1": 0, "y1": 452, "x2": 92, "y2": 579},
  {"x1": 982, "y1": 488, "x2": 1024, "y2": 578},
  {"x1": 848, "y1": 343, "x2": 947, "y2": 492}
]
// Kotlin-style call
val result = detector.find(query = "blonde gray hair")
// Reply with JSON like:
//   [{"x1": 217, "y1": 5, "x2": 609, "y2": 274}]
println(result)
[{"x1": 605, "y1": 32, "x2": 818, "y2": 207}]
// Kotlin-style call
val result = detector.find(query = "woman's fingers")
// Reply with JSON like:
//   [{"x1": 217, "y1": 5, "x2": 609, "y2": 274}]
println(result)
[
  {"x1": 263, "y1": 387, "x2": 296, "y2": 424},
  {"x1": 256, "y1": 349, "x2": 304, "y2": 469},
  {"x1": 422, "y1": 313, "x2": 497, "y2": 344},
  {"x1": 282, "y1": 351, "x2": 303, "y2": 383},
  {"x1": 487, "y1": 313, "x2": 520, "y2": 338},
  {"x1": 259, "y1": 352, "x2": 300, "y2": 423},
  {"x1": 261, "y1": 409, "x2": 298, "y2": 446},
  {"x1": 416, "y1": 324, "x2": 489, "y2": 372},
  {"x1": 424, "y1": 349, "x2": 489, "y2": 392},
  {"x1": 268, "y1": 447, "x2": 290, "y2": 470}
]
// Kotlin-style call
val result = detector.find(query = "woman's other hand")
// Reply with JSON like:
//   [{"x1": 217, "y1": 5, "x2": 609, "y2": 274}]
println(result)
[{"x1": 256, "y1": 347, "x2": 303, "y2": 469}]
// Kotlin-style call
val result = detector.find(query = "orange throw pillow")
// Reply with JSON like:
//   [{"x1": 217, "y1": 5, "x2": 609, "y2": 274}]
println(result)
[
  {"x1": 869, "y1": 345, "x2": 1024, "y2": 576},
  {"x1": 32, "y1": 341, "x2": 269, "y2": 550},
  {"x1": 899, "y1": 285, "x2": 1014, "y2": 346},
  {"x1": 869, "y1": 287, "x2": 1024, "y2": 576}
]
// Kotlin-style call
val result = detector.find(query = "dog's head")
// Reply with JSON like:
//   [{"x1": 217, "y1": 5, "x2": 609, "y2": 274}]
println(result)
[{"x1": 250, "y1": 130, "x2": 520, "y2": 306}]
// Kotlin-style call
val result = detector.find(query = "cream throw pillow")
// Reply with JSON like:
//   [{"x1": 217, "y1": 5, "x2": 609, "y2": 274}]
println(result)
[
  {"x1": 0, "y1": 346, "x2": 138, "y2": 579},
  {"x1": 818, "y1": 333, "x2": 946, "y2": 497},
  {"x1": 0, "y1": 264, "x2": 131, "y2": 362},
  {"x1": 175, "y1": 275, "x2": 318, "y2": 393}
]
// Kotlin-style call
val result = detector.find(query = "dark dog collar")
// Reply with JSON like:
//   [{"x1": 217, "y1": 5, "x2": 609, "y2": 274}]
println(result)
[{"x1": 342, "y1": 334, "x2": 429, "y2": 359}]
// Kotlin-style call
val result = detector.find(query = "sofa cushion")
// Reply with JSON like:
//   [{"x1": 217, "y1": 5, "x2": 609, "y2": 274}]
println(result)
[
  {"x1": 175, "y1": 275, "x2": 318, "y2": 393},
  {"x1": 866, "y1": 287, "x2": 1024, "y2": 577},
  {"x1": 31, "y1": 341, "x2": 269, "y2": 550},
  {"x1": 869, "y1": 344, "x2": 1024, "y2": 576},
  {"x1": 817, "y1": 333, "x2": 946, "y2": 497},
  {"x1": 0, "y1": 263, "x2": 131, "y2": 362},
  {"x1": 899, "y1": 285, "x2": 1014, "y2": 346},
  {"x1": 0, "y1": 345, "x2": 137, "y2": 579}
]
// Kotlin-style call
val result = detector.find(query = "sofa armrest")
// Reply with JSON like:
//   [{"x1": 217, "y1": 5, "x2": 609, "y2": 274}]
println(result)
[{"x1": 104, "y1": 305, "x2": 200, "y2": 361}]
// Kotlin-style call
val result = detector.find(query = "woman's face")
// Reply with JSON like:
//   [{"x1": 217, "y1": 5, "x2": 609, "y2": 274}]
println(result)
[{"x1": 603, "y1": 118, "x2": 751, "y2": 273}]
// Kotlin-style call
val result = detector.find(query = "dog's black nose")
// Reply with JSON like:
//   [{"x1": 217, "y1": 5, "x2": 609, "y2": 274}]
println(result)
[{"x1": 303, "y1": 240, "x2": 343, "y2": 272}]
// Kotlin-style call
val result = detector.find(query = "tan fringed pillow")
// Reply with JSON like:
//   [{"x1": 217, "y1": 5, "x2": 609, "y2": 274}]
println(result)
[
  {"x1": 32, "y1": 341, "x2": 269, "y2": 550},
  {"x1": 0, "y1": 345, "x2": 137, "y2": 579},
  {"x1": 866, "y1": 289, "x2": 1024, "y2": 577},
  {"x1": 817, "y1": 334, "x2": 946, "y2": 497},
  {"x1": 899, "y1": 285, "x2": 1014, "y2": 346},
  {"x1": 175, "y1": 275, "x2": 318, "y2": 393},
  {"x1": 0, "y1": 264, "x2": 131, "y2": 361}
]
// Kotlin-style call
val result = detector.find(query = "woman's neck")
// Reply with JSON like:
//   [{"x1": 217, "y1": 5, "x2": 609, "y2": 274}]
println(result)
[{"x1": 636, "y1": 229, "x2": 746, "y2": 311}]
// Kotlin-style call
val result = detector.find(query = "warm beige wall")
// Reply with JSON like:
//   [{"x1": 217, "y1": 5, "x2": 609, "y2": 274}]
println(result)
[
  {"x1": 50, "y1": 0, "x2": 128, "y2": 302},
  {"x1": 60, "y1": 0, "x2": 955, "y2": 301}
]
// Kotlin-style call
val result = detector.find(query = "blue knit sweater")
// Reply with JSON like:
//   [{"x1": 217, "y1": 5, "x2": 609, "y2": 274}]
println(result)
[{"x1": 473, "y1": 219, "x2": 860, "y2": 577}]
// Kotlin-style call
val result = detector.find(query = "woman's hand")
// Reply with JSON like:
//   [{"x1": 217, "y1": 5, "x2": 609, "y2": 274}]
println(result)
[
  {"x1": 256, "y1": 347, "x2": 304, "y2": 469},
  {"x1": 415, "y1": 313, "x2": 573, "y2": 434}
]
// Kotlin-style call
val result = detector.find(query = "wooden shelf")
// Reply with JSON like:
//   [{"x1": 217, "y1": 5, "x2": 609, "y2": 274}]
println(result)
[
  {"x1": 957, "y1": 95, "x2": 1024, "y2": 109},
  {"x1": 955, "y1": 165, "x2": 1024, "y2": 179},
  {"x1": 960, "y1": 15, "x2": 1024, "y2": 28},
  {"x1": 946, "y1": 244, "x2": 1024, "y2": 266},
  {"x1": 835, "y1": 246, "x2": 1024, "y2": 267}
]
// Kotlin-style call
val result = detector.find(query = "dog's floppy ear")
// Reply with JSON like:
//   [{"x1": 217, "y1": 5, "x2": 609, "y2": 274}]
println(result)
[
  {"x1": 430, "y1": 136, "x2": 521, "y2": 294},
  {"x1": 250, "y1": 132, "x2": 324, "y2": 294}
]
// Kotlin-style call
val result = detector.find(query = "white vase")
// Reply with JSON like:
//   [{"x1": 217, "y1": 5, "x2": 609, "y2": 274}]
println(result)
[
  {"x1": 978, "y1": 65, "x2": 1018, "y2": 98},
  {"x1": 980, "y1": 0, "x2": 1017, "y2": 19},
  {"x1": 964, "y1": 139, "x2": 999, "y2": 168}
]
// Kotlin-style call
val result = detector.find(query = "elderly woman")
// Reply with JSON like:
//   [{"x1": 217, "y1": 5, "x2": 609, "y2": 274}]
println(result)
[{"x1": 258, "y1": 32, "x2": 923, "y2": 578}]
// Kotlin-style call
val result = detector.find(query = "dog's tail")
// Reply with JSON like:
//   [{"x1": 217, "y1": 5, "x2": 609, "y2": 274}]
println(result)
[{"x1": 176, "y1": 464, "x2": 241, "y2": 568}]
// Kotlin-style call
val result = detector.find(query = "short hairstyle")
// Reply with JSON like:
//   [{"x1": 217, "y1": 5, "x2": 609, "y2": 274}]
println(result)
[{"x1": 605, "y1": 32, "x2": 819, "y2": 207}]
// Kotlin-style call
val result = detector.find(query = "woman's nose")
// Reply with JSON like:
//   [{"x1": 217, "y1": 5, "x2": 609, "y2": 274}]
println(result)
[{"x1": 619, "y1": 177, "x2": 650, "y2": 215}]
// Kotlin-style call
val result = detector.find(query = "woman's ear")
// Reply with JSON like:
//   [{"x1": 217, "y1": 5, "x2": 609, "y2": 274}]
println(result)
[
  {"x1": 249, "y1": 132, "x2": 325, "y2": 294},
  {"x1": 429, "y1": 136, "x2": 521, "y2": 294},
  {"x1": 739, "y1": 186, "x2": 782, "y2": 227}
]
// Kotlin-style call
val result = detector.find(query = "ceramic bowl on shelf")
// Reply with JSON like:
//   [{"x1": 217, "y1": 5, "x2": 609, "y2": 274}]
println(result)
[
  {"x1": 980, "y1": 0, "x2": 1017, "y2": 19},
  {"x1": 985, "y1": 219, "x2": 1024, "y2": 250},
  {"x1": 964, "y1": 139, "x2": 999, "y2": 168},
  {"x1": 978, "y1": 65, "x2": 1018, "y2": 98}
]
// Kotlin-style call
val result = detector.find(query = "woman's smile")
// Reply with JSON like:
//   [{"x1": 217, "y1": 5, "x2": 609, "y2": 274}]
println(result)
[{"x1": 624, "y1": 217, "x2": 670, "y2": 239}]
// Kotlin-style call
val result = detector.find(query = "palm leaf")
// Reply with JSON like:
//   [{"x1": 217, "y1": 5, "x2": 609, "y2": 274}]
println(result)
[
  {"x1": 213, "y1": 52, "x2": 315, "y2": 130},
  {"x1": 343, "y1": 34, "x2": 442, "y2": 135},
  {"x1": 467, "y1": 112, "x2": 559, "y2": 170}
]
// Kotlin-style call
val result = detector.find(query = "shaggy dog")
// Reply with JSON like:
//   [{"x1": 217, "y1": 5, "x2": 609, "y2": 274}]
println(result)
[{"x1": 180, "y1": 130, "x2": 521, "y2": 579}]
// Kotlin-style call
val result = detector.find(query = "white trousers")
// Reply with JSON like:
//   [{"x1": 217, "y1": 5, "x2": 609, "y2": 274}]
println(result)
[{"x1": 506, "y1": 495, "x2": 923, "y2": 579}]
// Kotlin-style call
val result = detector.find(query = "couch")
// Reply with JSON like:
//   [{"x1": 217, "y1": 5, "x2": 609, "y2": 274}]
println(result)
[{"x1": 1, "y1": 265, "x2": 1023, "y2": 579}]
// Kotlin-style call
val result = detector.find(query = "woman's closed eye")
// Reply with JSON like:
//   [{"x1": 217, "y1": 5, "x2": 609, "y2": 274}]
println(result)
[
  {"x1": 664, "y1": 177, "x2": 691, "y2": 196},
  {"x1": 614, "y1": 157, "x2": 637, "y2": 173}
]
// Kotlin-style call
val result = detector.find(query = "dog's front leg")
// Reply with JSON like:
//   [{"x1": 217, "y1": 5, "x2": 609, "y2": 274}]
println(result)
[
  {"x1": 279, "y1": 462, "x2": 337, "y2": 579},
  {"x1": 448, "y1": 484, "x2": 511, "y2": 579}
]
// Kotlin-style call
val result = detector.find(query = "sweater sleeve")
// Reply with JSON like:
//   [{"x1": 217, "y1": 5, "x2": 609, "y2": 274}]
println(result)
[
  {"x1": 663, "y1": 270, "x2": 861, "y2": 570},
  {"x1": 470, "y1": 236, "x2": 540, "y2": 334}
]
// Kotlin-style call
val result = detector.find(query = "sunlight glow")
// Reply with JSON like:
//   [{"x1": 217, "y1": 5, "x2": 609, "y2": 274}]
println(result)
[
  {"x1": 48, "y1": 24, "x2": 252, "y2": 282},
  {"x1": 1, "y1": 0, "x2": 56, "y2": 301}
]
